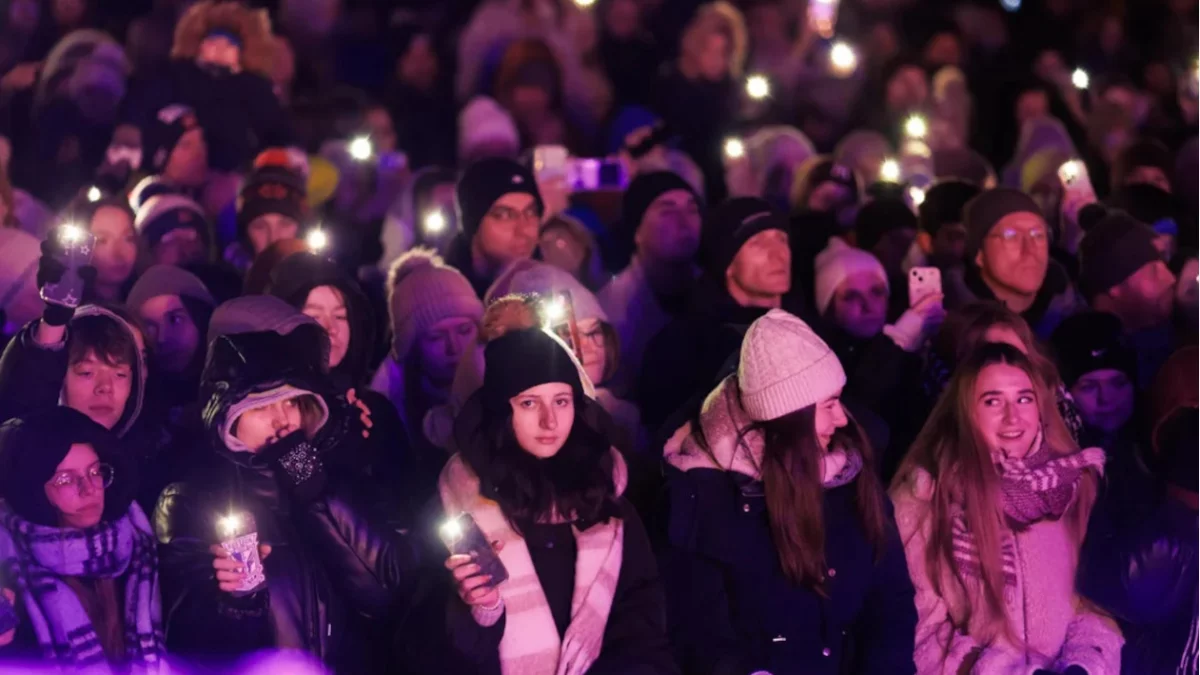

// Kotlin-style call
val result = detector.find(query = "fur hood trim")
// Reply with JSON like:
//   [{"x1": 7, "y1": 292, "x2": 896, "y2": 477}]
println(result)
[{"x1": 171, "y1": 1, "x2": 275, "y2": 78}]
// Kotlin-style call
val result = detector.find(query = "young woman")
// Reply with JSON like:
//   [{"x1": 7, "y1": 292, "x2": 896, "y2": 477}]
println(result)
[
  {"x1": 660, "y1": 309, "x2": 915, "y2": 675},
  {"x1": 81, "y1": 198, "x2": 139, "y2": 304},
  {"x1": 439, "y1": 326, "x2": 675, "y2": 674},
  {"x1": 890, "y1": 343, "x2": 1122, "y2": 674},
  {"x1": 0, "y1": 406, "x2": 166, "y2": 671}
]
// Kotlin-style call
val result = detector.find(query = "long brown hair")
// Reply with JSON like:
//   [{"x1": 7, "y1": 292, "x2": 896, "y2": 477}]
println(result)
[
  {"x1": 892, "y1": 343, "x2": 1098, "y2": 641},
  {"x1": 745, "y1": 405, "x2": 889, "y2": 591},
  {"x1": 934, "y1": 301, "x2": 1062, "y2": 390}
]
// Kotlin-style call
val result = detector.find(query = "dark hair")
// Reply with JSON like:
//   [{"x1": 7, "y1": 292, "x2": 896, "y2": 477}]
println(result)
[
  {"x1": 463, "y1": 391, "x2": 617, "y2": 531},
  {"x1": 68, "y1": 313, "x2": 139, "y2": 368}
]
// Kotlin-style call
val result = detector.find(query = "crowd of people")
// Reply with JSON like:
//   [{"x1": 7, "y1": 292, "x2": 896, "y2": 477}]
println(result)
[{"x1": 0, "y1": 0, "x2": 1195, "y2": 673}]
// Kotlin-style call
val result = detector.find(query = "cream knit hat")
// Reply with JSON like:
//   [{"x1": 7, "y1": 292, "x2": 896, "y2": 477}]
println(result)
[
  {"x1": 388, "y1": 248, "x2": 484, "y2": 361},
  {"x1": 739, "y1": 309, "x2": 847, "y2": 421}
]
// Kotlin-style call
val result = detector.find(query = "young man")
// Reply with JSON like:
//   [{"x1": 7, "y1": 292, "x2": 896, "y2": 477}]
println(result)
[
  {"x1": 916, "y1": 179, "x2": 981, "y2": 270},
  {"x1": 236, "y1": 160, "x2": 308, "y2": 262},
  {"x1": 142, "y1": 104, "x2": 209, "y2": 190}
]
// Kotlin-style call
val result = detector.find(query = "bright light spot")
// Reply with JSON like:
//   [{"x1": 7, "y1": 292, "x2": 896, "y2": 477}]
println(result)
[
  {"x1": 1071, "y1": 68, "x2": 1089, "y2": 90},
  {"x1": 724, "y1": 138, "x2": 745, "y2": 159},
  {"x1": 573, "y1": 0, "x2": 595, "y2": 7},
  {"x1": 746, "y1": 74, "x2": 771, "y2": 100},
  {"x1": 1059, "y1": 160, "x2": 1081, "y2": 183},
  {"x1": 830, "y1": 42, "x2": 858, "y2": 75},
  {"x1": 908, "y1": 185, "x2": 926, "y2": 207},
  {"x1": 1000, "y1": 0, "x2": 1021, "y2": 12},
  {"x1": 440, "y1": 518, "x2": 463, "y2": 542},
  {"x1": 904, "y1": 115, "x2": 928, "y2": 140},
  {"x1": 423, "y1": 211, "x2": 447, "y2": 234},
  {"x1": 306, "y1": 229, "x2": 328, "y2": 251},
  {"x1": 349, "y1": 136, "x2": 373, "y2": 162},
  {"x1": 543, "y1": 297, "x2": 566, "y2": 324},
  {"x1": 879, "y1": 158, "x2": 901, "y2": 183},
  {"x1": 59, "y1": 223, "x2": 83, "y2": 244},
  {"x1": 86, "y1": 186, "x2": 102, "y2": 203},
  {"x1": 218, "y1": 513, "x2": 242, "y2": 538}
]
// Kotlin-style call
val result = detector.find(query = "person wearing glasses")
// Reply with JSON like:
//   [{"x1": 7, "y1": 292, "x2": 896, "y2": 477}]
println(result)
[
  {"x1": 0, "y1": 407, "x2": 167, "y2": 671},
  {"x1": 942, "y1": 188, "x2": 1083, "y2": 340},
  {"x1": 445, "y1": 157, "x2": 546, "y2": 297}
]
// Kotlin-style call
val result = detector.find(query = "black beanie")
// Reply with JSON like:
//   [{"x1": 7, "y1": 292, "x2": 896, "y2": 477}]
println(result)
[
  {"x1": 1050, "y1": 312, "x2": 1136, "y2": 388},
  {"x1": 1078, "y1": 211, "x2": 1162, "y2": 300},
  {"x1": 455, "y1": 158, "x2": 544, "y2": 238},
  {"x1": 144, "y1": 104, "x2": 202, "y2": 173},
  {"x1": 481, "y1": 327, "x2": 582, "y2": 414},
  {"x1": 1106, "y1": 184, "x2": 1181, "y2": 237},
  {"x1": 963, "y1": 188, "x2": 1042, "y2": 261},
  {"x1": 619, "y1": 171, "x2": 699, "y2": 247},
  {"x1": 237, "y1": 163, "x2": 308, "y2": 242},
  {"x1": 855, "y1": 197, "x2": 917, "y2": 252},
  {"x1": 919, "y1": 180, "x2": 981, "y2": 235},
  {"x1": 1113, "y1": 138, "x2": 1173, "y2": 189},
  {"x1": 700, "y1": 197, "x2": 790, "y2": 279},
  {"x1": 0, "y1": 407, "x2": 132, "y2": 527}
]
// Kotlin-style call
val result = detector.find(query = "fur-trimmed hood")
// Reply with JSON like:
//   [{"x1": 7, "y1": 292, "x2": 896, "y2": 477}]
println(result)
[{"x1": 171, "y1": 0, "x2": 275, "y2": 78}]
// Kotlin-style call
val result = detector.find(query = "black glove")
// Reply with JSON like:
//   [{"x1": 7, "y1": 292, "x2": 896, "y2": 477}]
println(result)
[{"x1": 260, "y1": 430, "x2": 328, "y2": 503}]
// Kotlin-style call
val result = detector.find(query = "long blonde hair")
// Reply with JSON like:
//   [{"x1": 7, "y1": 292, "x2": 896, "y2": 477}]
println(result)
[
  {"x1": 892, "y1": 343, "x2": 1098, "y2": 641},
  {"x1": 679, "y1": 1, "x2": 747, "y2": 79}
]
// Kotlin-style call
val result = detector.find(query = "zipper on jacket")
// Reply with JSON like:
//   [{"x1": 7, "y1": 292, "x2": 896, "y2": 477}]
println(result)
[{"x1": 1014, "y1": 535, "x2": 1030, "y2": 665}]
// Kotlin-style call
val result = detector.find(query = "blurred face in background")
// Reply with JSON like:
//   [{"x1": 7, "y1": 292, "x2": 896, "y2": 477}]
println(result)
[
  {"x1": 247, "y1": 214, "x2": 299, "y2": 256},
  {"x1": 416, "y1": 317, "x2": 478, "y2": 386},
  {"x1": 747, "y1": 3, "x2": 787, "y2": 50},
  {"x1": 830, "y1": 271, "x2": 888, "y2": 339},
  {"x1": 1104, "y1": 260, "x2": 1176, "y2": 330},
  {"x1": 476, "y1": 193, "x2": 540, "y2": 267},
  {"x1": 807, "y1": 181, "x2": 853, "y2": 214},
  {"x1": 9, "y1": 0, "x2": 39, "y2": 33},
  {"x1": 635, "y1": 189, "x2": 701, "y2": 262},
  {"x1": 1070, "y1": 368, "x2": 1134, "y2": 434},
  {"x1": 137, "y1": 294, "x2": 200, "y2": 374},
  {"x1": 364, "y1": 106, "x2": 397, "y2": 155},
  {"x1": 539, "y1": 223, "x2": 588, "y2": 279},
  {"x1": 1015, "y1": 90, "x2": 1050, "y2": 129},
  {"x1": 152, "y1": 227, "x2": 206, "y2": 267},
  {"x1": 52, "y1": 0, "x2": 85, "y2": 28},
  {"x1": 695, "y1": 32, "x2": 730, "y2": 81},
  {"x1": 303, "y1": 285, "x2": 350, "y2": 369},
  {"x1": 90, "y1": 206, "x2": 137, "y2": 289},
  {"x1": 1124, "y1": 165, "x2": 1172, "y2": 193},
  {"x1": 931, "y1": 222, "x2": 968, "y2": 267},
  {"x1": 198, "y1": 34, "x2": 241, "y2": 72},
  {"x1": 398, "y1": 34, "x2": 439, "y2": 91},
  {"x1": 923, "y1": 32, "x2": 962, "y2": 69},
  {"x1": 886, "y1": 65, "x2": 928, "y2": 113},
  {"x1": 165, "y1": 128, "x2": 208, "y2": 187},
  {"x1": 604, "y1": 0, "x2": 641, "y2": 39},
  {"x1": 573, "y1": 318, "x2": 608, "y2": 386}
]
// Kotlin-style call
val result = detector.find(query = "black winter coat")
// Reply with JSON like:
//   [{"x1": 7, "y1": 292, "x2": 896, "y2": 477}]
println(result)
[{"x1": 661, "y1": 467, "x2": 917, "y2": 675}]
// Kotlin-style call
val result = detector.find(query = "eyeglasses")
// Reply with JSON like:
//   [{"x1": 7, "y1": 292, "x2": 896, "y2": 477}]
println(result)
[
  {"x1": 553, "y1": 325, "x2": 606, "y2": 348},
  {"x1": 46, "y1": 464, "x2": 114, "y2": 495},
  {"x1": 989, "y1": 227, "x2": 1048, "y2": 248},
  {"x1": 486, "y1": 205, "x2": 541, "y2": 225}
]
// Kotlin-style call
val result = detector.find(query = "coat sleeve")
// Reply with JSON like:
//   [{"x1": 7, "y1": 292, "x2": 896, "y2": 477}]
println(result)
[
  {"x1": 851, "y1": 511, "x2": 918, "y2": 675},
  {"x1": 1050, "y1": 610, "x2": 1124, "y2": 675},
  {"x1": 588, "y1": 500, "x2": 680, "y2": 675},
  {"x1": 0, "y1": 321, "x2": 68, "y2": 423}
]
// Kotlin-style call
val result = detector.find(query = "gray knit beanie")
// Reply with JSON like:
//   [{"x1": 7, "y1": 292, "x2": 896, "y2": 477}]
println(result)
[
  {"x1": 963, "y1": 188, "x2": 1042, "y2": 262},
  {"x1": 126, "y1": 264, "x2": 215, "y2": 313},
  {"x1": 739, "y1": 309, "x2": 847, "y2": 421},
  {"x1": 388, "y1": 248, "x2": 484, "y2": 361}
]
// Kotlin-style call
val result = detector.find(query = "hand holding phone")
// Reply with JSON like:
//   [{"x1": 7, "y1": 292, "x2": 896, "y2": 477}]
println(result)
[
  {"x1": 441, "y1": 513, "x2": 509, "y2": 609},
  {"x1": 39, "y1": 225, "x2": 96, "y2": 310},
  {"x1": 908, "y1": 266, "x2": 942, "y2": 307}
]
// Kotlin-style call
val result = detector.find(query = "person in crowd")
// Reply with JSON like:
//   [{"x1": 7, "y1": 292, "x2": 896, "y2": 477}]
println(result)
[
  {"x1": 140, "y1": 104, "x2": 208, "y2": 196},
  {"x1": 943, "y1": 187, "x2": 1081, "y2": 340},
  {"x1": 126, "y1": 263, "x2": 213, "y2": 405},
  {"x1": 598, "y1": 171, "x2": 702, "y2": 398},
  {"x1": 0, "y1": 407, "x2": 166, "y2": 671},
  {"x1": 457, "y1": 97, "x2": 522, "y2": 166},
  {"x1": 445, "y1": 157, "x2": 546, "y2": 297},
  {"x1": 155, "y1": 299, "x2": 421, "y2": 671},
  {"x1": 891, "y1": 342, "x2": 1122, "y2": 674},
  {"x1": 374, "y1": 248, "x2": 484, "y2": 510},
  {"x1": 1080, "y1": 346, "x2": 1197, "y2": 675},
  {"x1": 539, "y1": 213, "x2": 607, "y2": 292},
  {"x1": 493, "y1": 38, "x2": 591, "y2": 153},
  {"x1": 833, "y1": 131, "x2": 893, "y2": 189},
  {"x1": 439, "y1": 325, "x2": 676, "y2": 673},
  {"x1": 134, "y1": 194, "x2": 211, "y2": 268},
  {"x1": 914, "y1": 180, "x2": 980, "y2": 271},
  {"x1": 0, "y1": 227, "x2": 44, "y2": 338},
  {"x1": 1077, "y1": 209, "x2": 1178, "y2": 387},
  {"x1": 1112, "y1": 137, "x2": 1175, "y2": 193},
  {"x1": 638, "y1": 196, "x2": 795, "y2": 433},
  {"x1": 80, "y1": 198, "x2": 139, "y2": 303},
  {"x1": 734, "y1": 126, "x2": 817, "y2": 211},
  {"x1": 1050, "y1": 312, "x2": 1139, "y2": 451},
  {"x1": 378, "y1": 167, "x2": 458, "y2": 273},
  {"x1": 790, "y1": 157, "x2": 862, "y2": 232},
  {"x1": 118, "y1": 0, "x2": 294, "y2": 173},
  {"x1": 853, "y1": 196, "x2": 919, "y2": 317},
  {"x1": 384, "y1": 27, "x2": 456, "y2": 170},
  {"x1": 661, "y1": 309, "x2": 916, "y2": 675},
  {"x1": 232, "y1": 158, "x2": 308, "y2": 269}
]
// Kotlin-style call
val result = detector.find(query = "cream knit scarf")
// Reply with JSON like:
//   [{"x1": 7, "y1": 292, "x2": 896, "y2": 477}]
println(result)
[{"x1": 439, "y1": 449, "x2": 628, "y2": 675}]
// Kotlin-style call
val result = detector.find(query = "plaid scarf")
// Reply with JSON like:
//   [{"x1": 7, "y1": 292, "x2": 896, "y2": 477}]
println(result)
[
  {"x1": 0, "y1": 503, "x2": 166, "y2": 674},
  {"x1": 952, "y1": 444, "x2": 1105, "y2": 589}
]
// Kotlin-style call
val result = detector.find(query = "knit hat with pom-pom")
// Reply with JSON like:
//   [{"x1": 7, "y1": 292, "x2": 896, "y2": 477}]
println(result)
[
  {"x1": 388, "y1": 248, "x2": 484, "y2": 361},
  {"x1": 739, "y1": 309, "x2": 846, "y2": 421}
]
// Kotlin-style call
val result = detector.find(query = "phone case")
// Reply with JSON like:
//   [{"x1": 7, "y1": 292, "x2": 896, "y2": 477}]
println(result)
[
  {"x1": 442, "y1": 514, "x2": 509, "y2": 586},
  {"x1": 908, "y1": 267, "x2": 942, "y2": 306},
  {"x1": 40, "y1": 230, "x2": 96, "y2": 309},
  {"x1": 218, "y1": 513, "x2": 267, "y2": 597}
]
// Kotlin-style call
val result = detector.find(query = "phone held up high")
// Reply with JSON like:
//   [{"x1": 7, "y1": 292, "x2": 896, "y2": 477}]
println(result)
[
  {"x1": 1057, "y1": 159, "x2": 1097, "y2": 204},
  {"x1": 40, "y1": 225, "x2": 96, "y2": 309},
  {"x1": 440, "y1": 513, "x2": 509, "y2": 586},
  {"x1": 908, "y1": 266, "x2": 943, "y2": 307}
]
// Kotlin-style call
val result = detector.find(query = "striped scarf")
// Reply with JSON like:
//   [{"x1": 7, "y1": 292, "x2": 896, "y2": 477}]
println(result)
[
  {"x1": 0, "y1": 503, "x2": 166, "y2": 674},
  {"x1": 439, "y1": 451, "x2": 628, "y2": 675},
  {"x1": 952, "y1": 445, "x2": 1105, "y2": 588}
]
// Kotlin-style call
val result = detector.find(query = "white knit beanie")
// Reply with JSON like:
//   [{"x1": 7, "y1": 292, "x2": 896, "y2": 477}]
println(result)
[
  {"x1": 458, "y1": 96, "x2": 520, "y2": 163},
  {"x1": 389, "y1": 249, "x2": 484, "y2": 361},
  {"x1": 739, "y1": 309, "x2": 847, "y2": 421},
  {"x1": 813, "y1": 238, "x2": 889, "y2": 316}
]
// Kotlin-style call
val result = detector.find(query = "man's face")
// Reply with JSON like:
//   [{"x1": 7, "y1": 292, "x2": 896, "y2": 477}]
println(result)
[
  {"x1": 364, "y1": 107, "x2": 397, "y2": 155},
  {"x1": 931, "y1": 222, "x2": 967, "y2": 267},
  {"x1": 636, "y1": 189, "x2": 701, "y2": 263},
  {"x1": 153, "y1": 227, "x2": 206, "y2": 267},
  {"x1": 165, "y1": 128, "x2": 208, "y2": 187},
  {"x1": 63, "y1": 350, "x2": 132, "y2": 430},
  {"x1": 1109, "y1": 260, "x2": 1176, "y2": 329},
  {"x1": 977, "y1": 212, "x2": 1050, "y2": 297},
  {"x1": 137, "y1": 294, "x2": 200, "y2": 374},
  {"x1": 726, "y1": 229, "x2": 791, "y2": 301},
  {"x1": 247, "y1": 213, "x2": 299, "y2": 256},
  {"x1": 1124, "y1": 166, "x2": 1172, "y2": 193},
  {"x1": 475, "y1": 193, "x2": 540, "y2": 267},
  {"x1": 1015, "y1": 90, "x2": 1050, "y2": 128},
  {"x1": 198, "y1": 35, "x2": 241, "y2": 72}
]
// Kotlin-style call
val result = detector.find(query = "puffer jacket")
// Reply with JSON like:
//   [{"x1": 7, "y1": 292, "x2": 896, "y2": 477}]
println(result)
[
  {"x1": 660, "y1": 376, "x2": 917, "y2": 675},
  {"x1": 154, "y1": 327, "x2": 423, "y2": 671},
  {"x1": 890, "y1": 467, "x2": 1123, "y2": 675}
]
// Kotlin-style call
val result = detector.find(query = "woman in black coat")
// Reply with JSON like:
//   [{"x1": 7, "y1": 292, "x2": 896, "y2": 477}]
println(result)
[
  {"x1": 660, "y1": 309, "x2": 916, "y2": 675},
  {"x1": 439, "y1": 325, "x2": 677, "y2": 675}
]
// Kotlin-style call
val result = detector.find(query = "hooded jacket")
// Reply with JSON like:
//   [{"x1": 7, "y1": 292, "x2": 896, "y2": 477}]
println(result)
[
  {"x1": 659, "y1": 376, "x2": 916, "y2": 675},
  {"x1": 154, "y1": 326, "x2": 422, "y2": 669}
]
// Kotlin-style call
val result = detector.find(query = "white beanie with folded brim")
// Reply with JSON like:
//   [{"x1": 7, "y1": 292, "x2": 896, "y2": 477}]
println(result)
[
  {"x1": 813, "y1": 238, "x2": 889, "y2": 317},
  {"x1": 739, "y1": 309, "x2": 847, "y2": 422}
]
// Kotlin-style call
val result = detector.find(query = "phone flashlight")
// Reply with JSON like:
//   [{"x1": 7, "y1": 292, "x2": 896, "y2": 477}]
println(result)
[
  {"x1": 349, "y1": 136, "x2": 373, "y2": 162},
  {"x1": 745, "y1": 74, "x2": 771, "y2": 100},
  {"x1": 573, "y1": 0, "x2": 596, "y2": 7},
  {"x1": 423, "y1": 211, "x2": 447, "y2": 235},
  {"x1": 86, "y1": 186, "x2": 102, "y2": 203},
  {"x1": 724, "y1": 138, "x2": 746, "y2": 160},
  {"x1": 218, "y1": 513, "x2": 242, "y2": 539},
  {"x1": 439, "y1": 517, "x2": 463, "y2": 544},
  {"x1": 830, "y1": 42, "x2": 857, "y2": 76},
  {"x1": 216, "y1": 511, "x2": 266, "y2": 596},
  {"x1": 306, "y1": 228, "x2": 328, "y2": 251},
  {"x1": 59, "y1": 223, "x2": 83, "y2": 244},
  {"x1": 879, "y1": 158, "x2": 901, "y2": 183},
  {"x1": 1070, "y1": 68, "x2": 1089, "y2": 90},
  {"x1": 904, "y1": 115, "x2": 928, "y2": 140},
  {"x1": 1000, "y1": 0, "x2": 1021, "y2": 11},
  {"x1": 1059, "y1": 160, "x2": 1082, "y2": 183},
  {"x1": 908, "y1": 185, "x2": 927, "y2": 207},
  {"x1": 543, "y1": 297, "x2": 566, "y2": 324}
]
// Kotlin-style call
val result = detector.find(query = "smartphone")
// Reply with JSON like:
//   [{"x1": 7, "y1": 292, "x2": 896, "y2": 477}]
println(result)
[
  {"x1": 908, "y1": 266, "x2": 942, "y2": 307},
  {"x1": 440, "y1": 513, "x2": 509, "y2": 586},
  {"x1": 217, "y1": 512, "x2": 267, "y2": 597},
  {"x1": 1057, "y1": 159, "x2": 1097, "y2": 204},
  {"x1": 533, "y1": 145, "x2": 569, "y2": 183},
  {"x1": 807, "y1": 0, "x2": 839, "y2": 39},
  {"x1": 565, "y1": 158, "x2": 628, "y2": 192},
  {"x1": 40, "y1": 225, "x2": 96, "y2": 309}
]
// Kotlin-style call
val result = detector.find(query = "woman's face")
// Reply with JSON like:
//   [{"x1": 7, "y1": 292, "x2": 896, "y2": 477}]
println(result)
[
  {"x1": 198, "y1": 34, "x2": 242, "y2": 72},
  {"x1": 44, "y1": 443, "x2": 106, "y2": 529},
  {"x1": 539, "y1": 225, "x2": 587, "y2": 278},
  {"x1": 90, "y1": 206, "x2": 137, "y2": 288},
  {"x1": 303, "y1": 285, "x2": 350, "y2": 369},
  {"x1": 137, "y1": 294, "x2": 200, "y2": 374},
  {"x1": 830, "y1": 271, "x2": 888, "y2": 339},
  {"x1": 814, "y1": 393, "x2": 848, "y2": 451},
  {"x1": 696, "y1": 32, "x2": 730, "y2": 81},
  {"x1": 574, "y1": 318, "x2": 607, "y2": 386},
  {"x1": 247, "y1": 213, "x2": 299, "y2": 256},
  {"x1": 416, "y1": 317, "x2": 478, "y2": 385},
  {"x1": 510, "y1": 382, "x2": 575, "y2": 459},
  {"x1": 234, "y1": 397, "x2": 303, "y2": 452},
  {"x1": 973, "y1": 362, "x2": 1041, "y2": 459},
  {"x1": 1070, "y1": 369, "x2": 1134, "y2": 434}
]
